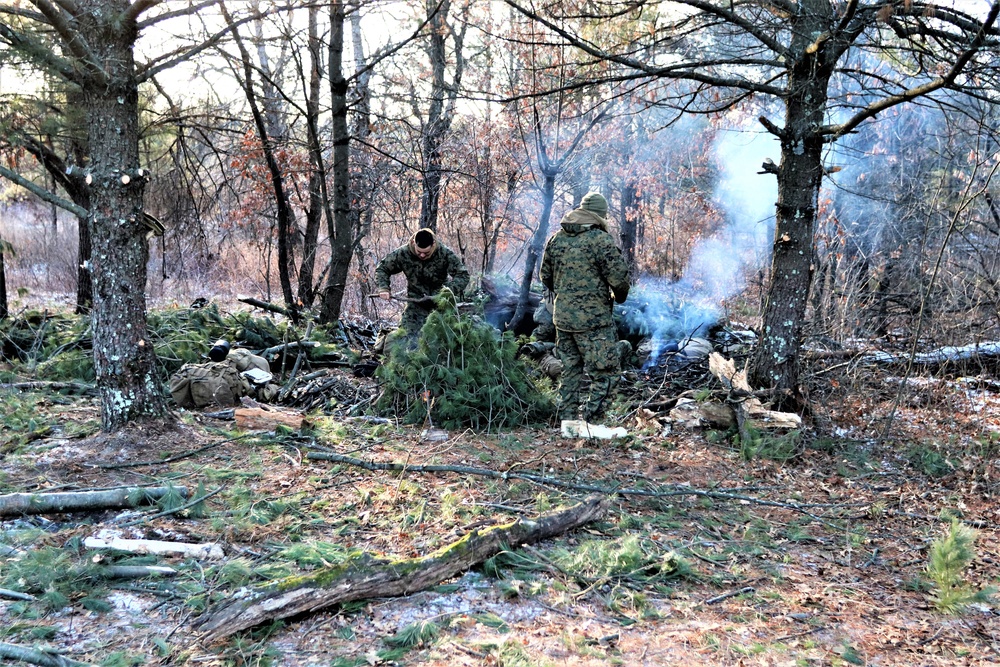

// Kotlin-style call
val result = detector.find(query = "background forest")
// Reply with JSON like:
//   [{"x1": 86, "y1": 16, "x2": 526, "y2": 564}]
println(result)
[
  {"x1": 1, "y1": 0, "x2": 997, "y2": 358},
  {"x1": 3, "y1": 2, "x2": 1000, "y2": 666}
]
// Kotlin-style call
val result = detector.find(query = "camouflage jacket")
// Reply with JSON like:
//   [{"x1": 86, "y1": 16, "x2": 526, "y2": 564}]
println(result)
[
  {"x1": 540, "y1": 209, "x2": 630, "y2": 332},
  {"x1": 375, "y1": 242, "x2": 470, "y2": 302}
]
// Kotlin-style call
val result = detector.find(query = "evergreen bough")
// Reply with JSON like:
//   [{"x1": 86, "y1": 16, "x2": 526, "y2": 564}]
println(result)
[
  {"x1": 375, "y1": 289, "x2": 553, "y2": 430},
  {"x1": 927, "y1": 520, "x2": 995, "y2": 613}
]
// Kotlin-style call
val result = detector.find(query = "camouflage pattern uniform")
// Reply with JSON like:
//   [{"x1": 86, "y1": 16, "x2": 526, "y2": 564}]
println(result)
[
  {"x1": 375, "y1": 228, "x2": 470, "y2": 335},
  {"x1": 541, "y1": 204, "x2": 630, "y2": 422}
]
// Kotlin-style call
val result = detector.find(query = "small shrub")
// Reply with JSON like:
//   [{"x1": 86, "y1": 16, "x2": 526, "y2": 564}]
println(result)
[
  {"x1": 375, "y1": 290, "x2": 553, "y2": 430},
  {"x1": 383, "y1": 619, "x2": 440, "y2": 649},
  {"x1": 739, "y1": 427, "x2": 800, "y2": 462},
  {"x1": 927, "y1": 521, "x2": 995, "y2": 613},
  {"x1": 907, "y1": 443, "x2": 955, "y2": 477}
]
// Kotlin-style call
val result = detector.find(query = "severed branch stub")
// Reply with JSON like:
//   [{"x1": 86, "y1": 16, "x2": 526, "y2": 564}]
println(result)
[{"x1": 195, "y1": 495, "x2": 609, "y2": 643}]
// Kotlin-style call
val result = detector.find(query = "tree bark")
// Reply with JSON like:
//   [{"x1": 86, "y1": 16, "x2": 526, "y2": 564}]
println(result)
[
  {"x1": 0, "y1": 239, "x2": 7, "y2": 320},
  {"x1": 225, "y1": 8, "x2": 298, "y2": 320},
  {"x1": 748, "y1": 0, "x2": 833, "y2": 411},
  {"x1": 620, "y1": 181, "x2": 639, "y2": 274},
  {"x1": 195, "y1": 495, "x2": 607, "y2": 643},
  {"x1": 0, "y1": 486, "x2": 187, "y2": 518},
  {"x1": 78, "y1": 0, "x2": 167, "y2": 431},
  {"x1": 510, "y1": 169, "x2": 556, "y2": 332},
  {"x1": 297, "y1": 4, "x2": 324, "y2": 309},
  {"x1": 319, "y1": 0, "x2": 354, "y2": 325},
  {"x1": 418, "y1": 0, "x2": 460, "y2": 231}
]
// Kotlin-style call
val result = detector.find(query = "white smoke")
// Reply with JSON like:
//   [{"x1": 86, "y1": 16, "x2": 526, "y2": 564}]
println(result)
[{"x1": 627, "y1": 126, "x2": 778, "y2": 366}]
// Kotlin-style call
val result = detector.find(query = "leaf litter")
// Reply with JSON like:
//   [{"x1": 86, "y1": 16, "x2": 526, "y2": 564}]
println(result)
[{"x1": 1, "y1": 356, "x2": 1000, "y2": 666}]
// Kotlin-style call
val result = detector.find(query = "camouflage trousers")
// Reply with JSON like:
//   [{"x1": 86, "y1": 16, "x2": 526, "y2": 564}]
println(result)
[
  {"x1": 555, "y1": 324, "x2": 621, "y2": 422},
  {"x1": 399, "y1": 304, "x2": 434, "y2": 336}
]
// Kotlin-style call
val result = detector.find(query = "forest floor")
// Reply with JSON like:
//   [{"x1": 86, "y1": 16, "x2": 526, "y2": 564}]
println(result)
[{"x1": 3, "y1": 353, "x2": 1000, "y2": 667}]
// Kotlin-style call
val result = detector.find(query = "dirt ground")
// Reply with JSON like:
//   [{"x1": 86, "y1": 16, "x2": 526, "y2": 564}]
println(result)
[{"x1": 2, "y1": 360, "x2": 1000, "y2": 667}]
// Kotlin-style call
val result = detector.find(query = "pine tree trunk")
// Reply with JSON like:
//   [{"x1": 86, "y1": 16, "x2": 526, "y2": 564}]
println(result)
[
  {"x1": 747, "y1": 0, "x2": 832, "y2": 411},
  {"x1": 79, "y1": 0, "x2": 167, "y2": 431}
]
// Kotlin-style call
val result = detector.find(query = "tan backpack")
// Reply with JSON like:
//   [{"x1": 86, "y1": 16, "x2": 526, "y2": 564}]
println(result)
[{"x1": 169, "y1": 362, "x2": 244, "y2": 408}]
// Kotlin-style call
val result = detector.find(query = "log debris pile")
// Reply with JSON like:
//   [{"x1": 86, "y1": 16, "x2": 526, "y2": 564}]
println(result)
[{"x1": 662, "y1": 353, "x2": 801, "y2": 437}]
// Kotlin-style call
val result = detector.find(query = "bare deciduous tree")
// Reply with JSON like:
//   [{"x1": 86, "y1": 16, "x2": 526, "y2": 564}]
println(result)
[{"x1": 506, "y1": 0, "x2": 1000, "y2": 408}]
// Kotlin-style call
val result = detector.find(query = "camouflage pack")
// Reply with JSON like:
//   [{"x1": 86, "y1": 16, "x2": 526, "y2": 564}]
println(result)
[{"x1": 169, "y1": 362, "x2": 244, "y2": 408}]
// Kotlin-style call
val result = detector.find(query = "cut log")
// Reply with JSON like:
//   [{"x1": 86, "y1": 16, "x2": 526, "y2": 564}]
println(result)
[
  {"x1": 0, "y1": 486, "x2": 188, "y2": 518},
  {"x1": 234, "y1": 407, "x2": 307, "y2": 431},
  {"x1": 195, "y1": 495, "x2": 608, "y2": 643},
  {"x1": 669, "y1": 396, "x2": 736, "y2": 429},
  {"x1": 83, "y1": 537, "x2": 224, "y2": 560},
  {"x1": 708, "y1": 353, "x2": 801, "y2": 441}
]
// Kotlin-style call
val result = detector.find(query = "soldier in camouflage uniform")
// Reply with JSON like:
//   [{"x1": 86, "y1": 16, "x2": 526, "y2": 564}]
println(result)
[
  {"x1": 375, "y1": 228, "x2": 470, "y2": 336},
  {"x1": 541, "y1": 192, "x2": 630, "y2": 424}
]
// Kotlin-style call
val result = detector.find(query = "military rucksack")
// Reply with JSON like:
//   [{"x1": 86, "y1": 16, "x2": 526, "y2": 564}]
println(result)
[{"x1": 169, "y1": 361, "x2": 244, "y2": 409}]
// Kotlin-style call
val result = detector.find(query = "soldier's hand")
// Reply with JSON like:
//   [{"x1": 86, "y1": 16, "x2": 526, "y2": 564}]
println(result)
[{"x1": 379, "y1": 291, "x2": 392, "y2": 301}]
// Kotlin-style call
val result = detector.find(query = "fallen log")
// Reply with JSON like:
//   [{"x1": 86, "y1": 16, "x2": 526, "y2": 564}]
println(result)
[
  {"x1": 260, "y1": 340, "x2": 320, "y2": 359},
  {"x1": 0, "y1": 486, "x2": 188, "y2": 518},
  {"x1": 0, "y1": 381, "x2": 98, "y2": 396},
  {"x1": 0, "y1": 642, "x2": 93, "y2": 667},
  {"x1": 237, "y1": 296, "x2": 296, "y2": 319},
  {"x1": 804, "y1": 340, "x2": 1000, "y2": 369},
  {"x1": 195, "y1": 495, "x2": 608, "y2": 643},
  {"x1": 83, "y1": 537, "x2": 224, "y2": 560}
]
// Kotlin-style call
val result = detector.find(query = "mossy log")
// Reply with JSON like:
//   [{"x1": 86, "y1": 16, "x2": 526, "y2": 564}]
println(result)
[
  {"x1": 195, "y1": 494, "x2": 608, "y2": 643},
  {"x1": 0, "y1": 486, "x2": 187, "y2": 518},
  {"x1": 0, "y1": 641, "x2": 93, "y2": 667}
]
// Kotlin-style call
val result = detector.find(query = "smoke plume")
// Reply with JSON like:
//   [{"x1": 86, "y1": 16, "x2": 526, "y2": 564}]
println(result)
[{"x1": 625, "y1": 127, "x2": 778, "y2": 366}]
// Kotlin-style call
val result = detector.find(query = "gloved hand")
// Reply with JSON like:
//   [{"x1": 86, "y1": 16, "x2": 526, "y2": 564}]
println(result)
[{"x1": 612, "y1": 285, "x2": 629, "y2": 304}]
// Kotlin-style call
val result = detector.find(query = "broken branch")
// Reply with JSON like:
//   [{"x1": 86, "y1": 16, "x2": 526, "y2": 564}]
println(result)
[
  {"x1": 83, "y1": 537, "x2": 224, "y2": 560},
  {"x1": 237, "y1": 296, "x2": 296, "y2": 319}
]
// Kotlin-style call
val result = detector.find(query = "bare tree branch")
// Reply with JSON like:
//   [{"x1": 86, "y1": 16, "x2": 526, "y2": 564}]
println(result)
[
  {"x1": 123, "y1": 0, "x2": 162, "y2": 24},
  {"x1": 824, "y1": 0, "x2": 1000, "y2": 139},
  {"x1": 0, "y1": 164, "x2": 89, "y2": 218},
  {"x1": 28, "y1": 0, "x2": 109, "y2": 86}
]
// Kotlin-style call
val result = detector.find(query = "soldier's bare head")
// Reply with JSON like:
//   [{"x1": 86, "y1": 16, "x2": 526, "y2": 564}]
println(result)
[{"x1": 413, "y1": 228, "x2": 436, "y2": 260}]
